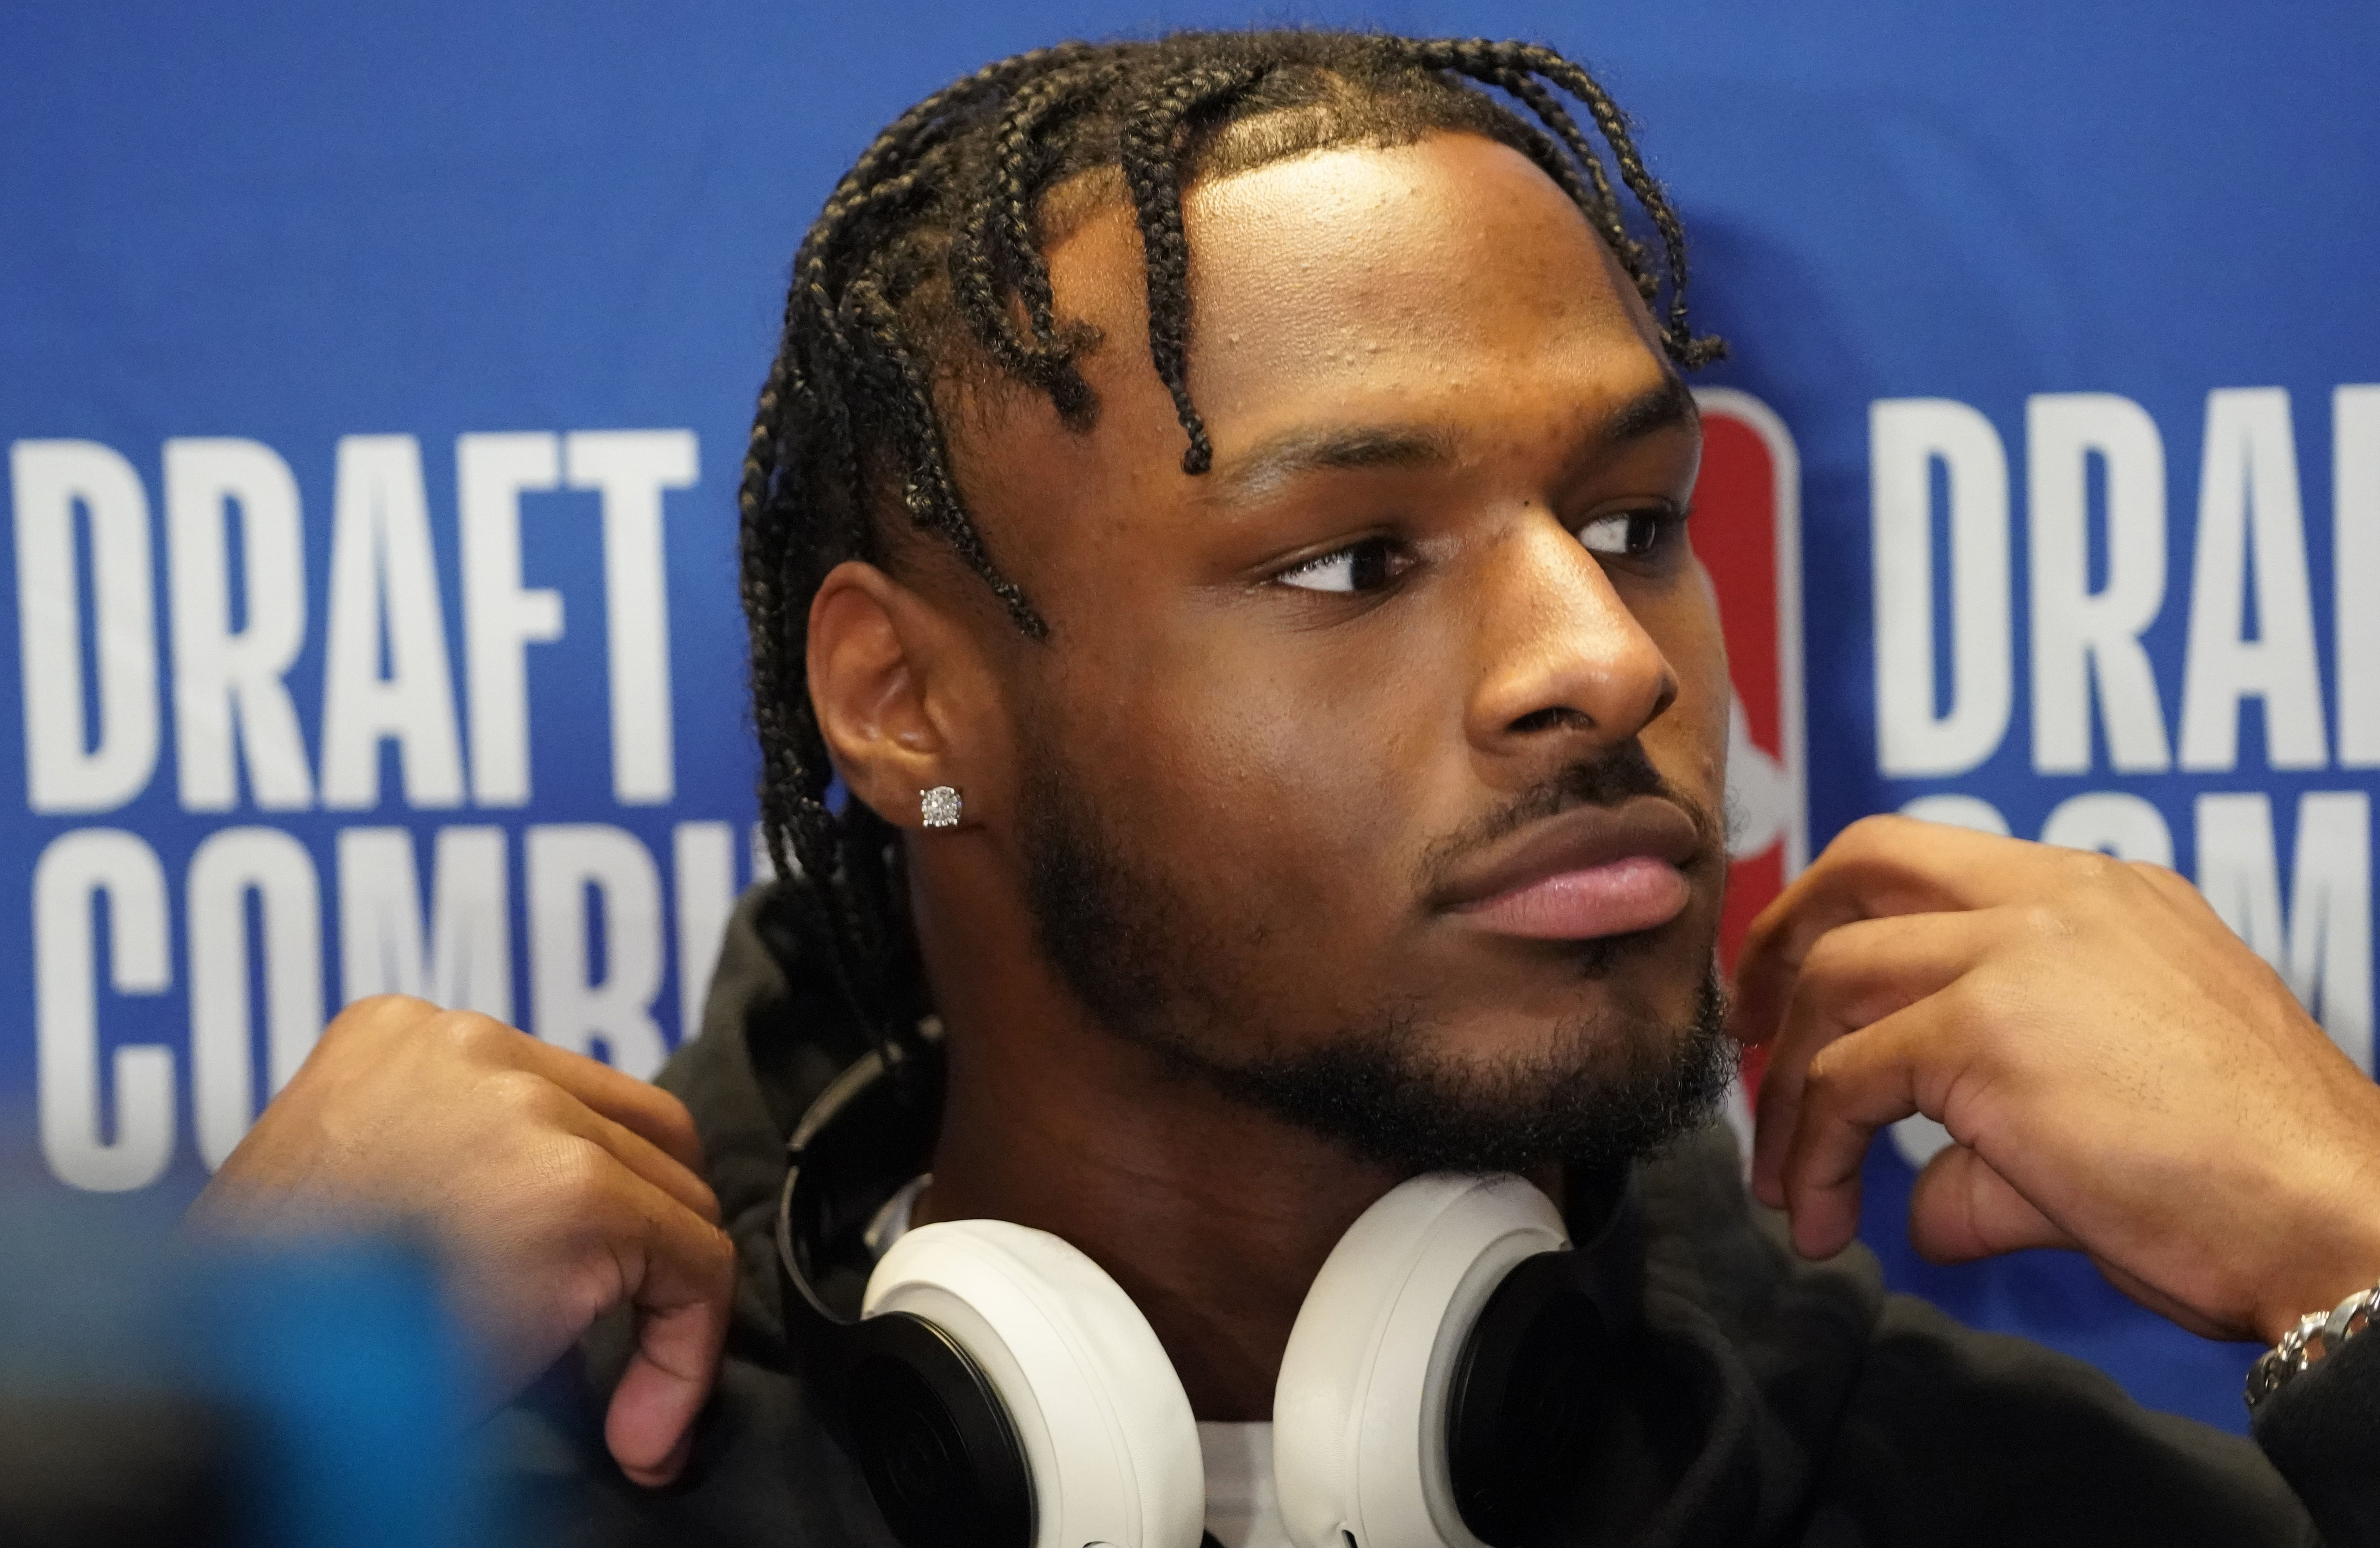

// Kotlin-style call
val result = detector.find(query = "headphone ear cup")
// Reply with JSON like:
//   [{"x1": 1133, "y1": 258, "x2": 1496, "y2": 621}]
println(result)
[
  {"x1": 1443, "y1": 1250, "x2": 1611, "y2": 1546},
  {"x1": 1272, "y1": 1175, "x2": 1569, "y2": 1548},
  {"x1": 840, "y1": 1310, "x2": 1034, "y2": 1548},
  {"x1": 863, "y1": 1219, "x2": 1205, "y2": 1548}
]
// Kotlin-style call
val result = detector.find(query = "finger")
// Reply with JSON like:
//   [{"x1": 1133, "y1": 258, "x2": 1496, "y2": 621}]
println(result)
[
  {"x1": 594, "y1": 1168, "x2": 738, "y2": 1486},
  {"x1": 1905, "y1": 1143, "x2": 2076, "y2": 1263},
  {"x1": 1733, "y1": 816, "x2": 2072, "y2": 1042},
  {"x1": 323, "y1": 991, "x2": 444, "y2": 1043},
  {"x1": 1750, "y1": 910, "x2": 1992, "y2": 1206},
  {"x1": 2126, "y1": 859, "x2": 2199, "y2": 906},
  {"x1": 502, "y1": 1033, "x2": 708, "y2": 1176},
  {"x1": 1774, "y1": 999, "x2": 1975, "y2": 1258},
  {"x1": 2127, "y1": 859, "x2": 2250, "y2": 943},
  {"x1": 554, "y1": 1093, "x2": 723, "y2": 1226},
  {"x1": 609, "y1": 1295, "x2": 731, "y2": 1486}
]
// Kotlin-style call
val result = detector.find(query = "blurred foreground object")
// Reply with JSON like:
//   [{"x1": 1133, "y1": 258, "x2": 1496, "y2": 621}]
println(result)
[{"x1": 0, "y1": 1194, "x2": 491, "y2": 1548}]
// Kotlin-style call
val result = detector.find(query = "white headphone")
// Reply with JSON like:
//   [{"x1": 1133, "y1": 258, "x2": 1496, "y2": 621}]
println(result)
[{"x1": 778, "y1": 1034, "x2": 1617, "y2": 1548}]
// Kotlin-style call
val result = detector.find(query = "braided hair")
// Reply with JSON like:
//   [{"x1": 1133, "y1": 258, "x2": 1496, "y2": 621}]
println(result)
[{"x1": 738, "y1": 30, "x2": 1723, "y2": 1054}]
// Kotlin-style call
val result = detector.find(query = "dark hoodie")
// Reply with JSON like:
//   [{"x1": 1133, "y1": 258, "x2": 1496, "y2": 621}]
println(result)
[{"x1": 495, "y1": 884, "x2": 2378, "y2": 1547}]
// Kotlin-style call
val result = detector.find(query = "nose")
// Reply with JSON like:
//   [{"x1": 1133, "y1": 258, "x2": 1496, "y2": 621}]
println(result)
[{"x1": 1462, "y1": 515, "x2": 1677, "y2": 768}]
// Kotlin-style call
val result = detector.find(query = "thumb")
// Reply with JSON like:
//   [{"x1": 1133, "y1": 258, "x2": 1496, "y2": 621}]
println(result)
[
  {"x1": 1905, "y1": 1143, "x2": 2076, "y2": 1264},
  {"x1": 602, "y1": 1194, "x2": 738, "y2": 1485}
]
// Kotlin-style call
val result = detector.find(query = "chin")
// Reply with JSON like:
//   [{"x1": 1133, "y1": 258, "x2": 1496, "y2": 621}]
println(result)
[{"x1": 1189, "y1": 962, "x2": 1736, "y2": 1177}]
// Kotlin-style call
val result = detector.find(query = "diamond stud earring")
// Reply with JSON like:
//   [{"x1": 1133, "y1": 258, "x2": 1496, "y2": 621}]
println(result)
[{"x1": 920, "y1": 785, "x2": 963, "y2": 829}]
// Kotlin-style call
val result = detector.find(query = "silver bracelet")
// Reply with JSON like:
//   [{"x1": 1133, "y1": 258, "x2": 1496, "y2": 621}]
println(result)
[{"x1": 2246, "y1": 1281, "x2": 2380, "y2": 1410}]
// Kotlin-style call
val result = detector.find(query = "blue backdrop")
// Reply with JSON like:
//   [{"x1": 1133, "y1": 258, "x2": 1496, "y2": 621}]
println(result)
[{"x1": 5, "y1": 1, "x2": 2376, "y2": 1436}]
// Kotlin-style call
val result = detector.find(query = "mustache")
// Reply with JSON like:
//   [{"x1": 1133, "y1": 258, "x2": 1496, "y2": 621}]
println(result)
[{"x1": 1413, "y1": 742, "x2": 1724, "y2": 895}]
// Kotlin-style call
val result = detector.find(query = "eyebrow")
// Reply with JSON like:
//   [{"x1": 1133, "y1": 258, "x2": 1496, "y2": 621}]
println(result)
[
  {"x1": 1202, "y1": 424, "x2": 1454, "y2": 506},
  {"x1": 1604, "y1": 375, "x2": 1700, "y2": 445},
  {"x1": 1200, "y1": 376, "x2": 1699, "y2": 507}
]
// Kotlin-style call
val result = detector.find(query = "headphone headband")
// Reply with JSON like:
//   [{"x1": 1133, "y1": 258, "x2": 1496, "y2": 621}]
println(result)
[{"x1": 777, "y1": 1017, "x2": 946, "y2": 1328}]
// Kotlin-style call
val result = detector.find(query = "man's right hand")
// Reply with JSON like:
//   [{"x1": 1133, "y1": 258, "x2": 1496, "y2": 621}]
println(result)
[{"x1": 186, "y1": 994, "x2": 734, "y2": 1486}]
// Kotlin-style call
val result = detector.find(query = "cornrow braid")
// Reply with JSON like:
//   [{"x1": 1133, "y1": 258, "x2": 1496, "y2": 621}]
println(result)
[
  {"x1": 948, "y1": 62, "x2": 1119, "y2": 422},
  {"x1": 1118, "y1": 61, "x2": 1273, "y2": 474},
  {"x1": 739, "y1": 29, "x2": 1724, "y2": 1060}
]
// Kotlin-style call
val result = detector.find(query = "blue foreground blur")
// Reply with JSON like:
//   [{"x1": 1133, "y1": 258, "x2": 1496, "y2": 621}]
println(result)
[{"x1": 0, "y1": 1192, "x2": 494, "y2": 1548}]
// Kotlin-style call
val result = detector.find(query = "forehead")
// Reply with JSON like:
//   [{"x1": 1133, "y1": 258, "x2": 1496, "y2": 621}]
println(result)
[
  {"x1": 943, "y1": 132, "x2": 1675, "y2": 574},
  {"x1": 1166, "y1": 133, "x2": 1663, "y2": 428}
]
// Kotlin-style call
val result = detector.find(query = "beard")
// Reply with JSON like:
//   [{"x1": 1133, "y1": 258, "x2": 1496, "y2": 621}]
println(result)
[{"x1": 1017, "y1": 744, "x2": 1738, "y2": 1177}]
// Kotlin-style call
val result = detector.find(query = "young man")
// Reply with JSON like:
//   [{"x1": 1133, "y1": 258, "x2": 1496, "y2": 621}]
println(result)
[{"x1": 195, "y1": 30, "x2": 2380, "y2": 1547}]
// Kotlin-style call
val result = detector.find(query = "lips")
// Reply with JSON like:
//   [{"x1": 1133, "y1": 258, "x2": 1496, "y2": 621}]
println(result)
[{"x1": 1434, "y1": 795, "x2": 1702, "y2": 942}]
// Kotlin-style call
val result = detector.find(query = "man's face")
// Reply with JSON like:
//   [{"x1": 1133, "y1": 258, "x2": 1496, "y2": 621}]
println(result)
[{"x1": 941, "y1": 131, "x2": 1733, "y2": 1170}]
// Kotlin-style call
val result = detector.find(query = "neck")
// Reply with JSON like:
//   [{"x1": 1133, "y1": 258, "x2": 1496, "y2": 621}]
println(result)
[{"x1": 908, "y1": 862, "x2": 1403, "y2": 1420}]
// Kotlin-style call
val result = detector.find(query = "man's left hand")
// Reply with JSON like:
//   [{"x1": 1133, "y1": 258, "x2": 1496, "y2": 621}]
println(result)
[{"x1": 1732, "y1": 814, "x2": 2380, "y2": 1345}]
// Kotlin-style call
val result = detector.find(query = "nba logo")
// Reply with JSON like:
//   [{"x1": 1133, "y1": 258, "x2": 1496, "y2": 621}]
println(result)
[{"x1": 1691, "y1": 388, "x2": 1804, "y2": 1112}]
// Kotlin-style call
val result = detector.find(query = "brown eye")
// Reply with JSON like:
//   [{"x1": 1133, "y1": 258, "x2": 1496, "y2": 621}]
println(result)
[
  {"x1": 1279, "y1": 537, "x2": 1401, "y2": 593},
  {"x1": 1579, "y1": 509, "x2": 1665, "y2": 557}
]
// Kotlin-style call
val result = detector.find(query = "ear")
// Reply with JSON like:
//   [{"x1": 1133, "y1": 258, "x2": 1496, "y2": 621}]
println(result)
[{"x1": 806, "y1": 560, "x2": 997, "y2": 831}]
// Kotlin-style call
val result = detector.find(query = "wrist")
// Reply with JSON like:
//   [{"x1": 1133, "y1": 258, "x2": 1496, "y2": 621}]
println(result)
[
  {"x1": 2257, "y1": 1265, "x2": 2380, "y2": 1348},
  {"x1": 2248, "y1": 1279, "x2": 2380, "y2": 1412},
  {"x1": 2247, "y1": 1181, "x2": 2380, "y2": 1346}
]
